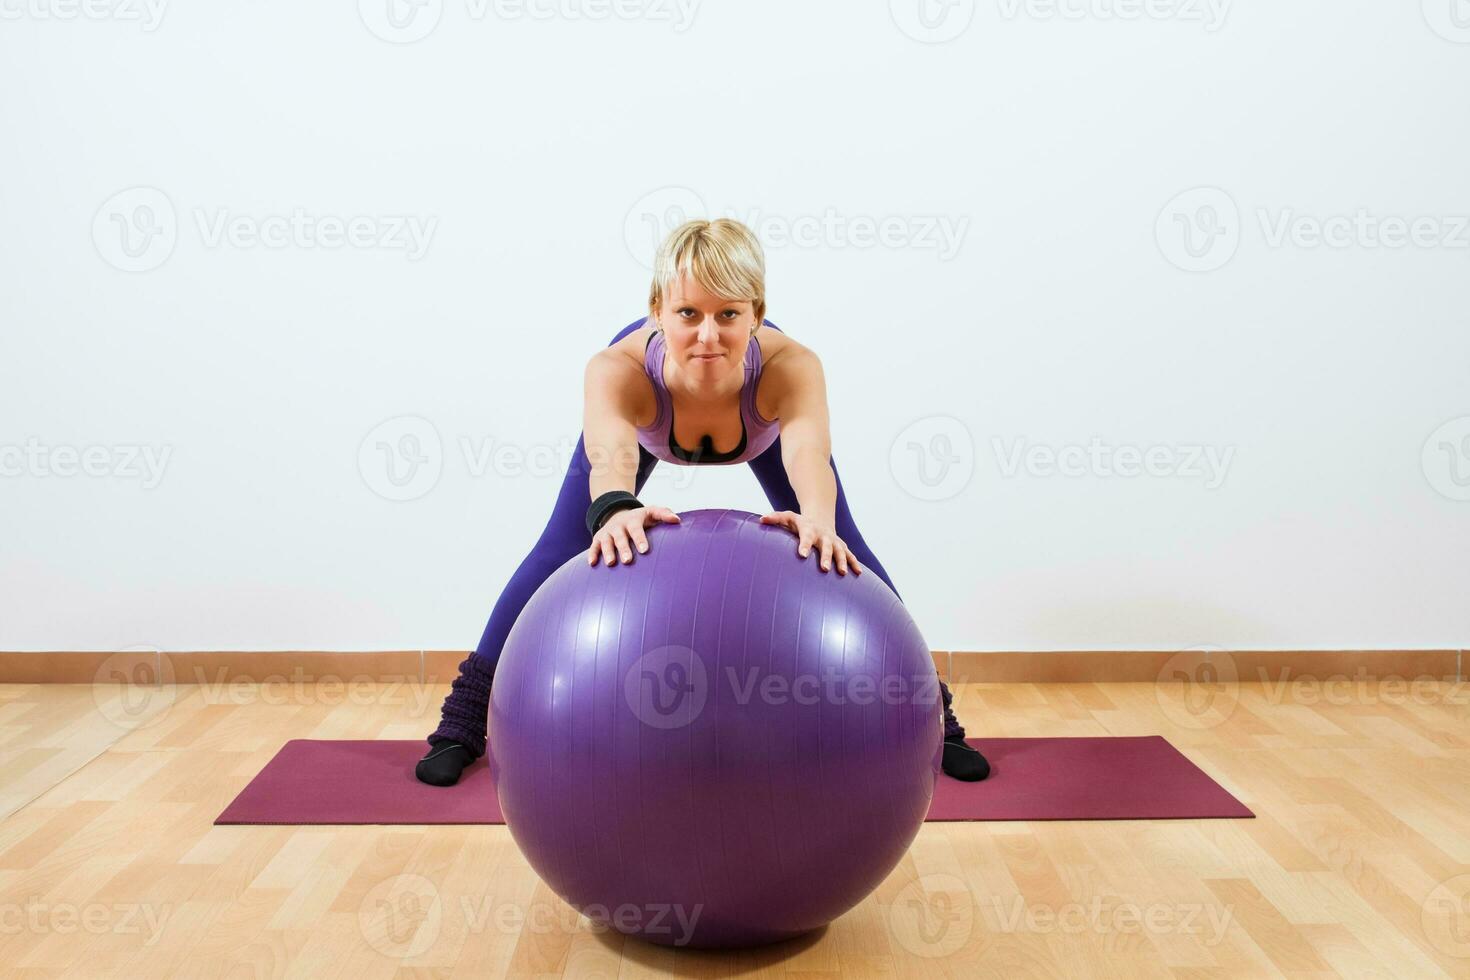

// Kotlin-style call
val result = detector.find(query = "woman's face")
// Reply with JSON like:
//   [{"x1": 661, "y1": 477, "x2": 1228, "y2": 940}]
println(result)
[{"x1": 655, "y1": 274, "x2": 757, "y2": 387}]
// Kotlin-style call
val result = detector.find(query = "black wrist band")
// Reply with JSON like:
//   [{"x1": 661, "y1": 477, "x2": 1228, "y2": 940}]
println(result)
[{"x1": 587, "y1": 490, "x2": 642, "y2": 536}]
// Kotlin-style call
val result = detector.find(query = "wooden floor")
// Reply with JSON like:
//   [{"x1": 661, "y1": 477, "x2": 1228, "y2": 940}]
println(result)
[{"x1": 0, "y1": 678, "x2": 1466, "y2": 978}]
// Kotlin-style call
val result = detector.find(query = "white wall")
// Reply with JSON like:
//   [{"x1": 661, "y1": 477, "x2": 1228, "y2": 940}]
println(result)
[{"x1": 2, "y1": 0, "x2": 1467, "y2": 654}]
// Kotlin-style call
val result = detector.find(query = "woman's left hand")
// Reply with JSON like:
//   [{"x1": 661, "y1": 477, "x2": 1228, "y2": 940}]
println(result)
[{"x1": 759, "y1": 511, "x2": 864, "y2": 576}]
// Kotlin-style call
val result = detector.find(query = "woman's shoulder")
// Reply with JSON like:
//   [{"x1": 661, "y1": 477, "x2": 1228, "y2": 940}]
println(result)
[
  {"x1": 756, "y1": 327, "x2": 819, "y2": 388},
  {"x1": 601, "y1": 324, "x2": 658, "y2": 371},
  {"x1": 586, "y1": 327, "x2": 654, "y2": 390},
  {"x1": 755, "y1": 324, "x2": 808, "y2": 368},
  {"x1": 588, "y1": 326, "x2": 658, "y2": 427},
  {"x1": 753, "y1": 326, "x2": 820, "y2": 423}
]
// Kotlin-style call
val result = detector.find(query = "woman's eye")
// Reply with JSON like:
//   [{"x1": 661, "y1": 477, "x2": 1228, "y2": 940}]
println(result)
[{"x1": 675, "y1": 308, "x2": 741, "y2": 320}]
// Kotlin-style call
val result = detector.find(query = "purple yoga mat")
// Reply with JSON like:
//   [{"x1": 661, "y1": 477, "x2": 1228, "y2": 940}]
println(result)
[
  {"x1": 929, "y1": 736, "x2": 1252, "y2": 821},
  {"x1": 215, "y1": 736, "x2": 1250, "y2": 825}
]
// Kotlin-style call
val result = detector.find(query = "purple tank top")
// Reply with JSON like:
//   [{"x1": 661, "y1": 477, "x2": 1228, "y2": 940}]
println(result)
[{"x1": 635, "y1": 329, "x2": 780, "y2": 466}]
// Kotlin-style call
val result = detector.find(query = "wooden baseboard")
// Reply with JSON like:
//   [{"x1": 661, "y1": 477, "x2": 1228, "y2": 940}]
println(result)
[
  {"x1": 946, "y1": 649, "x2": 1463, "y2": 684},
  {"x1": 0, "y1": 650, "x2": 424, "y2": 685},
  {"x1": 1, "y1": 649, "x2": 1461, "y2": 684}
]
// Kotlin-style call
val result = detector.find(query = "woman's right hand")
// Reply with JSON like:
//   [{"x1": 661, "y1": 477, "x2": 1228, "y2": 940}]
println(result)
[{"x1": 587, "y1": 505, "x2": 681, "y2": 567}]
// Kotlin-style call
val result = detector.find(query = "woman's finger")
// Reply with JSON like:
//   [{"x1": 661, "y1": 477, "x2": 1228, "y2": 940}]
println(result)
[
  {"x1": 600, "y1": 533, "x2": 618, "y2": 567},
  {"x1": 613, "y1": 525, "x2": 634, "y2": 564},
  {"x1": 819, "y1": 537, "x2": 834, "y2": 572},
  {"x1": 630, "y1": 523, "x2": 649, "y2": 555},
  {"x1": 834, "y1": 542, "x2": 851, "y2": 576}
]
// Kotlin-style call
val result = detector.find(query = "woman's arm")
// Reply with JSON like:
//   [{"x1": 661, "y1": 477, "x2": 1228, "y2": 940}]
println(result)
[
  {"x1": 582, "y1": 351, "x2": 643, "y2": 499},
  {"x1": 582, "y1": 350, "x2": 681, "y2": 565},
  {"x1": 760, "y1": 349, "x2": 862, "y2": 575},
  {"x1": 771, "y1": 349, "x2": 836, "y2": 527}
]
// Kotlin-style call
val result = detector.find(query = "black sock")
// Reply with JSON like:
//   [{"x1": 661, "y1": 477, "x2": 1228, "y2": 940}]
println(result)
[
  {"x1": 416, "y1": 736, "x2": 475, "y2": 787},
  {"x1": 941, "y1": 734, "x2": 990, "y2": 782}
]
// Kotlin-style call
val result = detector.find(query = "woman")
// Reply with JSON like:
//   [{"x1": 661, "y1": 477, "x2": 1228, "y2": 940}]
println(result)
[{"x1": 418, "y1": 219, "x2": 989, "y2": 785}]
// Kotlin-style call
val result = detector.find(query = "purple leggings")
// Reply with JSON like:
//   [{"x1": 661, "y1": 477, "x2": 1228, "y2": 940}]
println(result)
[{"x1": 433, "y1": 318, "x2": 966, "y2": 756}]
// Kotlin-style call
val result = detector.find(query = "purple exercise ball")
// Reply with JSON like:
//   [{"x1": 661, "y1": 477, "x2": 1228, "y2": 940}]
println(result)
[{"x1": 488, "y1": 509, "x2": 941, "y2": 949}]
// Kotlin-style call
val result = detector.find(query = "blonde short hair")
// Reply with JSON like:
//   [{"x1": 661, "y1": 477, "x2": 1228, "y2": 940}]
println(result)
[{"x1": 648, "y1": 218, "x2": 766, "y2": 331}]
